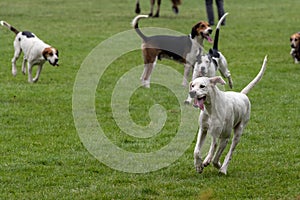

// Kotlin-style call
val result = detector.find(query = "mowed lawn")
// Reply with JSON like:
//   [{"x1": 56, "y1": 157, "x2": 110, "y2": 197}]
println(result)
[{"x1": 0, "y1": 0, "x2": 300, "y2": 199}]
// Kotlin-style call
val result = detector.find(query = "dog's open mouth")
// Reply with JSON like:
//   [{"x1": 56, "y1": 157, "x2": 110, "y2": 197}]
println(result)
[
  {"x1": 194, "y1": 96, "x2": 206, "y2": 111},
  {"x1": 202, "y1": 33, "x2": 213, "y2": 43}
]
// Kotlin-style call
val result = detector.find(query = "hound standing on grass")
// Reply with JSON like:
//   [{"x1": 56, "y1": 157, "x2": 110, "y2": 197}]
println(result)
[
  {"x1": 0, "y1": 20, "x2": 59, "y2": 83},
  {"x1": 132, "y1": 15, "x2": 213, "y2": 88},
  {"x1": 189, "y1": 56, "x2": 268, "y2": 175}
]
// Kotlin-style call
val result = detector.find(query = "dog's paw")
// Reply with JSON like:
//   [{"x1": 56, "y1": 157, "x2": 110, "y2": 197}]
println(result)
[
  {"x1": 219, "y1": 167, "x2": 227, "y2": 175},
  {"x1": 12, "y1": 70, "x2": 17, "y2": 77},
  {"x1": 213, "y1": 161, "x2": 221, "y2": 169},
  {"x1": 195, "y1": 164, "x2": 204, "y2": 174}
]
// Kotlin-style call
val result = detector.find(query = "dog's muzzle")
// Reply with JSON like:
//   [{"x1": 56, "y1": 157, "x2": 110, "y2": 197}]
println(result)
[
  {"x1": 189, "y1": 90, "x2": 196, "y2": 98},
  {"x1": 50, "y1": 59, "x2": 59, "y2": 66}
]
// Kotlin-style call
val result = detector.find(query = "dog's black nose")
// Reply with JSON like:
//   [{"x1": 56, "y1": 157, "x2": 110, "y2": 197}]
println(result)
[
  {"x1": 208, "y1": 29, "x2": 212, "y2": 34},
  {"x1": 291, "y1": 44, "x2": 295, "y2": 48},
  {"x1": 189, "y1": 91, "x2": 196, "y2": 98}
]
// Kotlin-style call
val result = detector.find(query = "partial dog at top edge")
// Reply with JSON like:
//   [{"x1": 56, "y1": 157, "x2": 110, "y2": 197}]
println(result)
[{"x1": 135, "y1": 0, "x2": 182, "y2": 18}]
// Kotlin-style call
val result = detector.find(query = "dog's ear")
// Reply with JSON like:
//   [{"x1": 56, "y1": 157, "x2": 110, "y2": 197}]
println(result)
[
  {"x1": 189, "y1": 81, "x2": 194, "y2": 91},
  {"x1": 191, "y1": 24, "x2": 200, "y2": 39},
  {"x1": 42, "y1": 48, "x2": 53, "y2": 60},
  {"x1": 209, "y1": 76, "x2": 226, "y2": 85}
]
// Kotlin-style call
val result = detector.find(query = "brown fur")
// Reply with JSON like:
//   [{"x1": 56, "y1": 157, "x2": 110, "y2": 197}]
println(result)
[{"x1": 290, "y1": 32, "x2": 300, "y2": 63}]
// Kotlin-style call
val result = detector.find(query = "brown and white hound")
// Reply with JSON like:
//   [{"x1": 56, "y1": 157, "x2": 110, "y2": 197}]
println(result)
[
  {"x1": 132, "y1": 15, "x2": 212, "y2": 88},
  {"x1": 290, "y1": 32, "x2": 300, "y2": 64},
  {"x1": 0, "y1": 20, "x2": 59, "y2": 83}
]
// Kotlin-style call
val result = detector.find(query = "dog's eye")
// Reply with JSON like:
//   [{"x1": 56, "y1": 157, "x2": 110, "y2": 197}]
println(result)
[
  {"x1": 200, "y1": 84, "x2": 205, "y2": 88},
  {"x1": 49, "y1": 52, "x2": 53, "y2": 56},
  {"x1": 290, "y1": 38, "x2": 293, "y2": 42}
]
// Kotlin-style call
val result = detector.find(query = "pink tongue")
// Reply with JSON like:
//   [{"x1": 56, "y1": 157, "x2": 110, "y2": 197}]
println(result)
[
  {"x1": 207, "y1": 36, "x2": 213, "y2": 43},
  {"x1": 194, "y1": 98, "x2": 205, "y2": 111}
]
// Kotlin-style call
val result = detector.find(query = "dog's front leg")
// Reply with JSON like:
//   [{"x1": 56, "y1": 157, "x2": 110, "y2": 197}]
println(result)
[
  {"x1": 194, "y1": 127, "x2": 207, "y2": 173},
  {"x1": 33, "y1": 65, "x2": 43, "y2": 83},
  {"x1": 22, "y1": 59, "x2": 27, "y2": 75},
  {"x1": 203, "y1": 137, "x2": 218, "y2": 167},
  {"x1": 27, "y1": 63, "x2": 34, "y2": 83},
  {"x1": 182, "y1": 64, "x2": 192, "y2": 87}
]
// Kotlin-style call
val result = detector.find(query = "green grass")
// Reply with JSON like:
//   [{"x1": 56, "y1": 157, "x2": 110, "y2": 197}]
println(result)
[{"x1": 1, "y1": 0, "x2": 300, "y2": 199}]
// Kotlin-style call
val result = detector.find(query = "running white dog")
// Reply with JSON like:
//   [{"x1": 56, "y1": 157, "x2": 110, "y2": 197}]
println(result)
[
  {"x1": 0, "y1": 20, "x2": 59, "y2": 83},
  {"x1": 189, "y1": 56, "x2": 267, "y2": 175}
]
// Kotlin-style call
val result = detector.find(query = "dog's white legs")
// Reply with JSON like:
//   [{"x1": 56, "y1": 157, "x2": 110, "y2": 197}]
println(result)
[
  {"x1": 194, "y1": 113, "x2": 209, "y2": 173},
  {"x1": 212, "y1": 137, "x2": 229, "y2": 169},
  {"x1": 140, "y1": 59, "x2": 156, "y2": 88},
  {"x1": 11, "y1": 42, "x2": 22, "y2": 77},
  {"x1": 194, "y1": 128, "x2": 207, "y2": 173},
  {"x1": 22, "y1": 58, "x2": 27, "y2": 75},
  {"x1": 203, "y1": 137, "x2": 217, "y2": 167},
  {"x1": 219, "y1": 125, "x2": 243, "y2": 175},
  {"x1": 33, "y1": 65, "x2": 43, "y2": 83},
  {"x1": 27, "y1": 63, "x2": 34, "y2": 83},
  {"x1": 182, "y1": 64, "x2": 192, "y2": 87},
  {"x1": 140, "y1": 63, "x2": 154, "y2": 88}
]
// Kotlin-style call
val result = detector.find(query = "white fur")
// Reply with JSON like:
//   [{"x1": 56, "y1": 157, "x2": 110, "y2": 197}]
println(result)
[
  {"x1": 1, "y1": 20, "x2": 59, "y2": 83},
  {"x1": 189, "y1": 56, "x2": 267, "y2": 175}
]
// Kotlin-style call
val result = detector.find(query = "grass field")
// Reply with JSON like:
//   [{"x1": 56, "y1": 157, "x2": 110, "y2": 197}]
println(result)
[{"x1": 1, "y1": 0, "x2": 300, "y2": 199}]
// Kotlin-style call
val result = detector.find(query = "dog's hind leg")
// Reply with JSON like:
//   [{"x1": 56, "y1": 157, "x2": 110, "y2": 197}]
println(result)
[
  {"x1": 141, "y1": 61, "x2": 156, "y2": 88},
  {"x1": 219, "y1": 125, "x2": 243, "y2": 175},
  {"x1": 149, "y1": 0, "x2": 155, "y2": 16},
  {"x1": 153, "y1": 0, "x2": 161, "y2": 17},
  {"x1": 212, "y1": 136, "x2": 230, "y2": 169}
]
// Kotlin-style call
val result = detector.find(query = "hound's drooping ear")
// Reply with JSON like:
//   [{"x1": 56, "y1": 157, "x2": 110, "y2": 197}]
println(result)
[
  {"x1": 42, "y1": 48, "x2": 52, "y2": 60},
  {"x1": 191, "y1": 23, "x2": 200, "y2": 39},
  {"x1": 189, "y1": 81, "x2": 194, "y2": 91},
  {"x1": 209, "y1": 76, "x2": 226, "y2": 85}
]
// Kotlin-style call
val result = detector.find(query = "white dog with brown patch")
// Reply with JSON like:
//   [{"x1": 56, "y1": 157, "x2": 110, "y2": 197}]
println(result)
[
  {"x1": 0, "y1": 20, "x2": 59, "y2": 83},
  {"x1": 189, "y1": 56, "x2": 267, "y2": 175}
]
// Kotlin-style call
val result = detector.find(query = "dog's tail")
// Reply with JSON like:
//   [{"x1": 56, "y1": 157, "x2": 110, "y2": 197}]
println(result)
[
  {"x1": 209, "y1": 12, "x2": 228, "y2": 58},
  {"x1": 0, "y1": 20, "x2": 19, "y2": 35},
  {"x1": 241, "y1": 55, "x2": 268, "y2": 95},
  {"x1": 131, "y1": 15, "x2": 148, "y2": 41}
]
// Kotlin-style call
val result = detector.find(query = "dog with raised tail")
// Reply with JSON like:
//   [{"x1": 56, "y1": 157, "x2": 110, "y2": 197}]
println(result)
[
  {"x1": 132, "y1": 15, "x2": 212, "y2": 88},
  {"x1": 185, "y1": 12, "x2": 232, "y2": 104},
  {"x1": 0, "y1": 20, "x2": 59, "y2": 83},
  {"x1": 189, "y1": 55, "x2": 267, "y2": 175}
]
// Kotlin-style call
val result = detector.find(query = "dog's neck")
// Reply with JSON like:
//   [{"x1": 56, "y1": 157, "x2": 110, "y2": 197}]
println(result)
[
  {"x1": 203, "y1": 85, "x2": 225, "y2": 117},
  {"x1": 189, "y1": 34, "x2": 204, "y2": 46}
]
